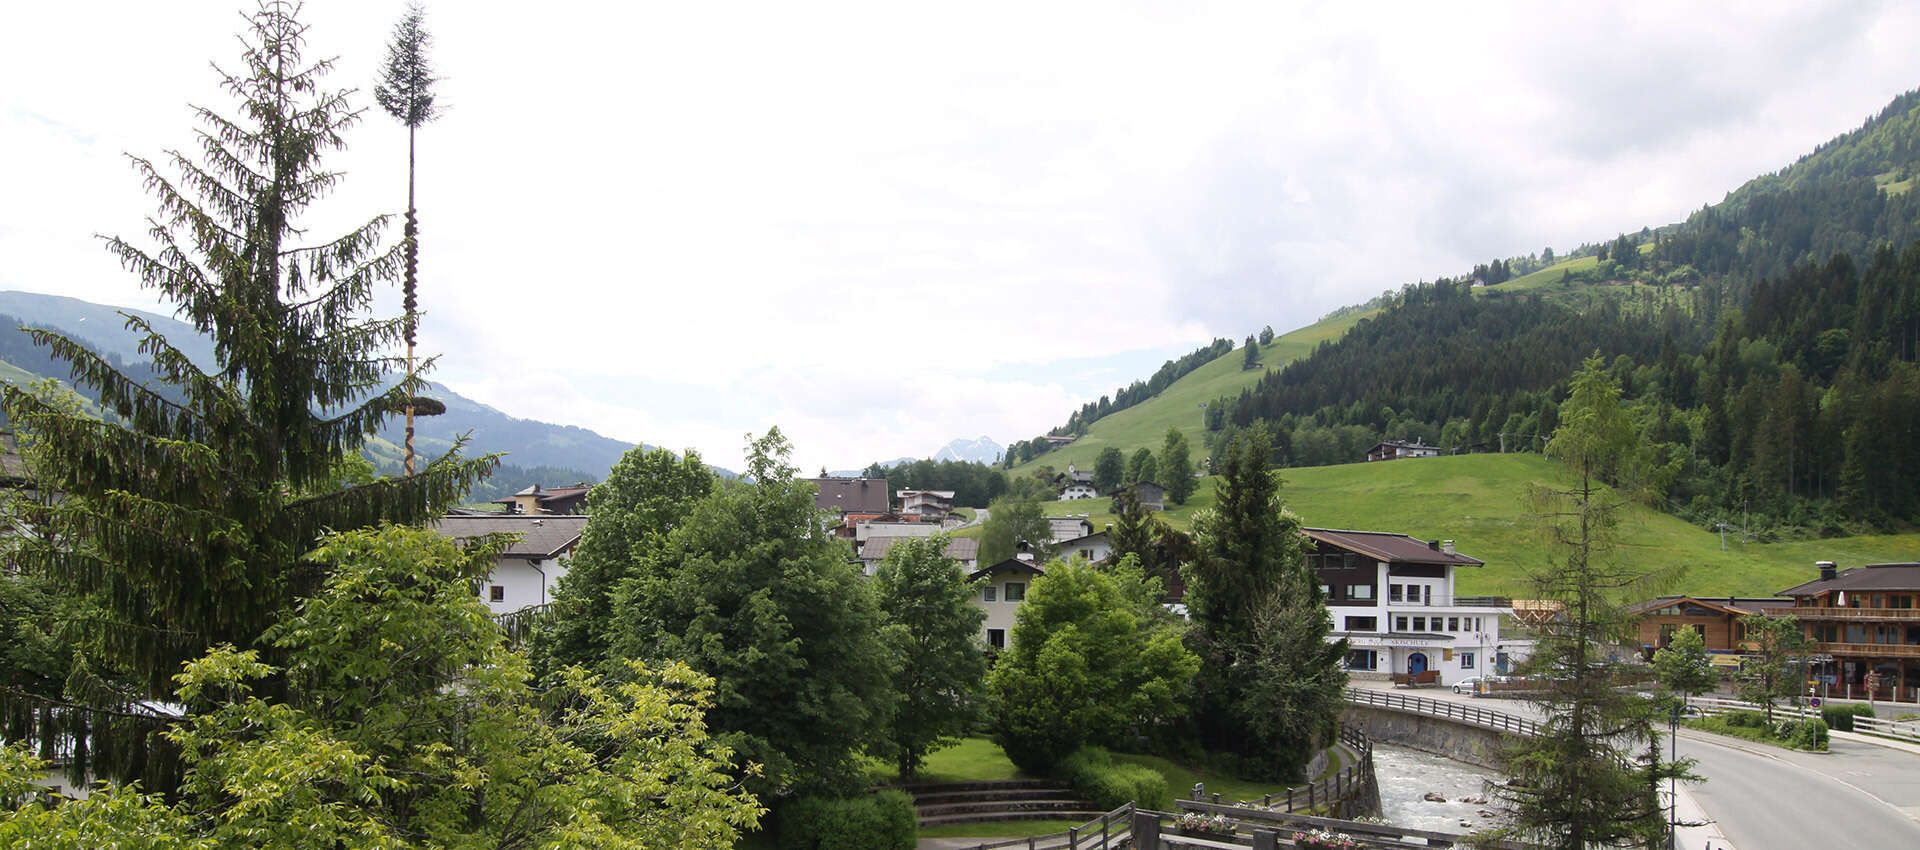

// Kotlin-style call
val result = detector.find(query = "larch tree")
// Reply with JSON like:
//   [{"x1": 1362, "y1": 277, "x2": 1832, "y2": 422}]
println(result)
[
  {"x1": 375, "y1": 1, "x2": 440, "y2": 476},
  {"x1": 1186, "y1": 427, "x2": 1345, "y2": 779},
  {"x1": 874, "y1": 535, "x2": 987, "y2": 779},
  {"x1": 1497, "y1": 356, "x2": 1690, "y2": 849},
  {"x1": 0, "y1": 0, "x2": 495, "y2": 789}
]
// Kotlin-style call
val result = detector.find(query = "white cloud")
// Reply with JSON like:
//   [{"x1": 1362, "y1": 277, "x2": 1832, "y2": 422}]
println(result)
[{"x1": 3, "y1": 1, "x2": 1918, "y2": 471}]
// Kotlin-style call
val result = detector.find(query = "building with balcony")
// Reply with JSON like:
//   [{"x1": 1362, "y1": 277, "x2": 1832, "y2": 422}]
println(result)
[
  {"x1": 1307, "y1": 527, "x2": 1518, "y2": 686},
  {"x1": 1625, "y1": 595, "x2": 1796, "y2": 660},
  {"x1": 1775, "y1": 561, "x2": 1920, "y2": 703}
]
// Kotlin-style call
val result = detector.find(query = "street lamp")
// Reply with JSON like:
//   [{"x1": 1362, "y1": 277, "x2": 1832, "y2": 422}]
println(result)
[{"x1": 1668, "y1": 700, "x2": 1681, "y2": 850}]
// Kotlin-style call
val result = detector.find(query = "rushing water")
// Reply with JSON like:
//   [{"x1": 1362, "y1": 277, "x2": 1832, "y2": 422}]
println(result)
[{"x1": 1370, "y1": 742, "x2": 1509, "y2": 835}]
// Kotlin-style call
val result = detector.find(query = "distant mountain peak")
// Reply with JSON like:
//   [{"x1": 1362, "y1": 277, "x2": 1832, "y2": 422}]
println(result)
[{"x1": 932, "y1": 436, "x2": 1003, "y2": 464}]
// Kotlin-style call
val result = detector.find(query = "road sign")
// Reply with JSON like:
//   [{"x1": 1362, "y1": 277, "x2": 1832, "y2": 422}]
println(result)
[{"x1": 1810, "y1": 697, "x2": 1823, "y2": 707}]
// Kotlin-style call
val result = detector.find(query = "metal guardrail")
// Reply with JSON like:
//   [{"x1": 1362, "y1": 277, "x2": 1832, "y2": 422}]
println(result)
[
  {"x1": 963, "y1": 803, "x2": 1134, "y2": 850},
  {"x1": 1688, "y1": 696, "x2": 1920, "y2": 744},
  {"x1": 1343, "y1": 687, "x2": 1542, "y2": 736}
]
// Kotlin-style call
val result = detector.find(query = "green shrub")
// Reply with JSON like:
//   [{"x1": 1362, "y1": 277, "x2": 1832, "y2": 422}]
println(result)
[
  {"x1": 1788, "y1": 719, "x2": 1830, "y2": 751},
  {"x1": 1058, "y1": 747, "x2": 1169, "y2": 811},
  {"x1": 777, "y1": 790, "x2": 916, "y2": 850},
  {"x1": 1821, "y1": 703, "x2": 1874, "y2": 731},
  {"x1": 1721, "y1": 710, "x2": 1767, "y2": 729}
]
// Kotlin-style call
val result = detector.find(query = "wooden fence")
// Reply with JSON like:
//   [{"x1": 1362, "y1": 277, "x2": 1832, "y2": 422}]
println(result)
[
  {"x1": 1180, "y1": 724, "x2": 1378, "y2": 819},
  {"x1": 959, "y1": 803, "x2": 1135, "y2": 850}
]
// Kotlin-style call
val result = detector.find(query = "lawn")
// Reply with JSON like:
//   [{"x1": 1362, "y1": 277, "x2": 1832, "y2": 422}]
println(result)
[{"x1": 1043, "y1": 453, "x2": 1920, "y2": 599}]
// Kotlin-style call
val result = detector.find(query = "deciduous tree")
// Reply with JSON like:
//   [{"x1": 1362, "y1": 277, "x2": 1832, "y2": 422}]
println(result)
[
  {"x1": 1737, "y1": 613, "x2": 1809, "y2": 724},
  {"x1": 1127, "y1": 447, "x2": 1158, "y2": 485},
  {"x1": 1651, "y1": 626, "x2": 1717, "y2": 705},
  {"x1": 979, "y1": 493, "x2": 1050, "y2": 565},
  {"x1": 1093, "y1": 446, "x2": 1125, "y2": 494},
  {"x1": 875, "y1": 536, "x2": 988, "y2": 779}
]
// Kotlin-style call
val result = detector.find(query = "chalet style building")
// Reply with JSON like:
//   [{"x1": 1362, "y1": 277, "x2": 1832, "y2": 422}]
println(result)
[
  {"x1": 1365, "y1": 440, "x2": 1440, "y2": 462},
  {"x1": 1625, "y1": 596, "x2": 1795, "y2": 662},
  {"x1": 898, "y1": 489, "x2": 955, "y2": 520},
  {"x1": 857, "y1": 534, "x2": 980, "y2": 575},
  {"x1": 430, "y1": 515, "x2": 587, "y2": 615},
  {"x1": 1775, "y1": 561, "x2": 1920, "y2": 703},
  {"x1": 495, "y1": 482, "x2": 592, "y2": 515},
  {"x1": 1308, "y1": 527, "x2": 1516, "y2": 686}
]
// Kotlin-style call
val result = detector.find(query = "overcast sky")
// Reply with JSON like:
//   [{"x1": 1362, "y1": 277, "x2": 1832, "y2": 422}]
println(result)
[{"x1": 5, "y1": 2, "x2": 1919, "y2": 472}]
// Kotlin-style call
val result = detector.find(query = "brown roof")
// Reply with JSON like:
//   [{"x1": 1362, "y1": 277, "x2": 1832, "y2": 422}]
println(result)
[
  {"x1": 1302, "y1": 527, "x2": 1484, "y2": 566},
  {"x1": 1626, "y1": 596, "x2": 1796, "y2": 616},
  {"x1": 859, "y1": 535, "x2": 980, "y2": 563},
  {"x1": 430, "y1": 515, "x2": 588, "y2": 559},
  {"x1": 968, "y1": 558, "x2": 1047, "y2": 582},
  {"x1": 807, "y1": 477, "x2": 891, "y2": 514},
  {"x1": 1778, "y1": 563, "x2": 1920, "y2": 596}
]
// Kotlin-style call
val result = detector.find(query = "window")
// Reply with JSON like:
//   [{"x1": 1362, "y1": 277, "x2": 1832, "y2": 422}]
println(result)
[
  {"x1": 983, "y1": 586, "x2": 997, "y2": 603},
  {"x1": 1413, "y1": 616, "x2": 1427, "y2": 631},
  {"x1": 1006, "y1": 582, "x2": 1026, "y2": 602},
  {"x1": 489, "y1": 585, "x2": 505, "y2": 603},
  {"x1": 1394, "y1": 616, "x2": 1408, "y2": 632},
  {"x1": 987, "y1": 629, "x2": 1005, "y2": 650},
  {"x1": 1079, "y1": 548, "x2": 1094, "y2": 559},
  {"x1": 1447, "y1": 617, "x2": 1459, "y2": 632},
  {"x1": 1349, "y1": 584, "x2": 1375, "y2": 600},
  {"x1": 1345, "y1": 616, "x2": 1378, "y2": 632},
  {"x1": 1345, "y1": 649, "x2": 1378, "y2": 671},
  {"x1": 1319, "y1": 584, "x2": 1332, "y2": 597},
  {"x1": 1389, "y1": 584, "x2": 1404, "y2": 602},
  {"x1": 1461, "y1": 651, "x2": 1476, "y2": 670},
  {"x1": 1423, "y1": 585, "x2": 1432, "y2": 605}
]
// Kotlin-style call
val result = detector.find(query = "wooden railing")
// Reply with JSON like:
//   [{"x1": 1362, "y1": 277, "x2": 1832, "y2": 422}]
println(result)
[
  {"x1": 1181, "y1": 725, "x2": 1376, "y2": 819},
  {"x1": 1768, "y1": 606, "x2": 1920, "y2": 622},
  {"x1": 1809, "y1": 641, "x2": 1920, "y2": 659},
  {"x1": 961, "y1": 803, "x2": 1134, "y2": 850},
  {"x1": 1343, "y1": 687, "x2": 1542, "y2": 736}
]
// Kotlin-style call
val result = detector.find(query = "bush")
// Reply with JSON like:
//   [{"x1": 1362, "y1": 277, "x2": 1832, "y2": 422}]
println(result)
[
  {"x1": 777, "y1": 790, "x2": 916, "y2": 850},
  {"x1": 1721, "y1": 710, "x2": 1767, "y2": 729},
  {"x1": 1821, "y1": 703, "x2": 1875, "y2": 731},
  {"x1": 1058, "y1": 747, "x2": 1169, "y2": 811},
  {"x1": 1788, "y1": 719, "x2": 1830, "y2": 751}
]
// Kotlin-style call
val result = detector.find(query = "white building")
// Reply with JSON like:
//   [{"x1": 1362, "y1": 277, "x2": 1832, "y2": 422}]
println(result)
[
  {"x1": 1057, "y1": 530, "x2": 1112, "y2": 564},
  {"x1": 969, "y1": 553, "x2": 1044, "y2": 651},
  {"x1": 1305, "y1": 527, "x2": 1516, "y2": 686},
  {"x1": 431, "y1": 514, "x2": 588, "y2": 615}
]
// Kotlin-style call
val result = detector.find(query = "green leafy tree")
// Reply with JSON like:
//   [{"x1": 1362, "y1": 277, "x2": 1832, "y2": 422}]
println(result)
[
  {"x1": 1187, "y1": 427, "x2": 1344, "y2": 778},
  {"x1": 1259, "y1": 325, "x2": 1276, "y2": 346},
  {"x1": 1242, "y1": 334, "x2": 1260, "y2": 369},
  {"x1": 375, "y1": 1, "x2": 441, "y2": 476},
  {"x1": 0, "y1": 1, "x2": 495, "y2": 788},
  {"x1": 1127, "y1": 447, "x2": 1158, "y2": 485},
  {"x1": 1093, "y1": 446, "x2": 1125, "y2": 494},
  {"x1": 979, "y1": 493, "x2": 1050, "y2": 565},
  {"x1": 1651, "y1": 627, "x2": 1717, "y2": 705},
  {"x1": 532, "y1": 445, "x2": 714, "y2": 676},
  {"x1": 1160, "y1": 428, "x2": 1195, "y2": 505},
  {"x1": 1737, "y1": 613, "x2": 1810, "y2": 724},
  {"x1": 610, "y1": 428, "x2": 898, "y2": 795},
  {"x1": 986, "y1": 558, "x2": 1196, "y2": 772},
  {"x1": 0, "y1": 524, "x2": 764, "y2": 848},
  {"x1": 875, "y1": 536, "x2": 988, "y2": 779},
  {"x1": 1498, "y1": 357, "x2": 1688, "y2": 849}
]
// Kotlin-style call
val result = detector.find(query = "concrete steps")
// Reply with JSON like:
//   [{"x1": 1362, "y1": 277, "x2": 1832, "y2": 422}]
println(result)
[{"x1": 894, "y1": 780, "x2": 1100, "y2": 827}]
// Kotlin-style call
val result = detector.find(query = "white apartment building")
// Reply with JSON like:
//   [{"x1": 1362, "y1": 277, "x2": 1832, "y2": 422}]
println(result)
[{"x1": 1306, "y1": 527, "x2": 1518, "y2": 686}]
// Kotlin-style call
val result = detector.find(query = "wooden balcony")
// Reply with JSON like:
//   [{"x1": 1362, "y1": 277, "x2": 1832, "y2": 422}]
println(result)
[
  {"x1": 1764, "y1": 606, "x2": 1920, "y2": 622},
  {"x1": 1813, "y1": 641, "x2": 1920, "y2": 659}
]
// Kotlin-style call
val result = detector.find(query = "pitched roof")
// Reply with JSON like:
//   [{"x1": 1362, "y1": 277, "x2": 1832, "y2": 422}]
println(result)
[
  {"x1": 430, "y1": 515, "x2": 588, "y2": 559},
  {"x1": 1778, "y1": 563, "x2": 1920, "y2": 596},
  {"x1": 968, "y1": 558, "x2": 1047, "y2": 582},
  {"x1": 492, "y1": 483, "x2": 593, "y2": 507},
  {"x1": 1057, "y1": 531, "x2": 1110, "y2": 549},
  {"x1": 1626, "y1": 595, "x2": 1796, "y2": 616},
  {"x1": 859, "y1": 535, "x2": 980, "y2": 563},
  {"x1": 1302, "y1": 527, "x2": 1484, "y2": 567},
  {"x1": 806, "y1": 477, "x2": 892, "y2": 514}
]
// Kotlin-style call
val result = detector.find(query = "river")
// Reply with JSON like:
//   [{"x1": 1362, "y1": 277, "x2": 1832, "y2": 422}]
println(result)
[{"x1": 1370, "y1": 742, "x2": 1509, "y2": 835}]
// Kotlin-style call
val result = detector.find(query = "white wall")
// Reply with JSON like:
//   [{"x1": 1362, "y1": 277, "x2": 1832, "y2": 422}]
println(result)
[
  {"x1": 479, "y1": 555, "x2": 570, "y2": 615},
  {"x1": 973, "y1": 573, "x2": 1035, "y2": 650}
]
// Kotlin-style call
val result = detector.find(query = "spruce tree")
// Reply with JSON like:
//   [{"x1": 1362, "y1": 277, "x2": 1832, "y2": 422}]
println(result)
[
  {"x1": 0, "y1": 0, "x2": 494, "y2": 787},
  {"x1": 1160, "y1": 427, "x2": 1195, "y2": 505},
  {"x1": 1186, "y1": 427, "x2": 1345, "y2": 779},
  {"x1": 375, "y1": 2, "x2": 440, "y2": 476}
]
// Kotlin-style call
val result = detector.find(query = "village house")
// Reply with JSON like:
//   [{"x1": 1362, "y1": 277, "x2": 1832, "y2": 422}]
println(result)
[
  {"x1": 1625, "y1": 595, "x2": 1794, "y2": 664},
  {"x1": 805, "y1": 476, "x2": 892, "y2": 516},
  {"x1": 1121, "y1": 481, "x2": 1166, "y2": 511},
  {"x1": 1365, "y1": 439, "x2": 1441, "y2": 462},
  {"x1": 494, "y1": 482, "x2": 592, "y2": 515},
  {"x1": 970, "y1": 549, "x2": 1045, "y2": 651},
  {"x1": 1057, "y1": 464, "x2": 1099, "y2": 500},
  {"x1": 898, "y1": 489, "x2": 956, "y2": 520},
  {"x1": 430, "y1": 514, "x2": 587, "y2": 615},
  {"x1": 1307, "y1": 527, "x2": 1517, "y2": 686},
  {"x1": 1774, "y1": 561, "x2": 1920, "y2": 703},
  {"x1": 1057, "y1": 530, "x2": 1112, "y2": 564},
  {"x1": 857, "y1": 535, "x2": 980, "y2": 575},
  {"x1": 1048, "y1": 515, "x2": 1094, "y2": 544}
]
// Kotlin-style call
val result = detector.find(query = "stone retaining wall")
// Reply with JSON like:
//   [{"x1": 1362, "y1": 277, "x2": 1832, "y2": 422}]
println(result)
[{"x1": 1340, "y1": 704, "x2": 1514, "y2": 769}]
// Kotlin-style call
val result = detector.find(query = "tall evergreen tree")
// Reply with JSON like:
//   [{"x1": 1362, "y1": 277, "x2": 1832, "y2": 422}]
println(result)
[
  {"x1": 1160, "y1": 428, "x2": 1195, "y2": 505},
  {"x1": 874, "y1": 536, "x2": 987, "y2": 779},
  {"x1": 375, "y1": 2, "x2": 440, "y2": 476},
  {"x1": 1242, "y1": 334, "x2": 1260, "y2": 369},
  {"x1": 0, "y1": 1, "x2": 495, "y2": 788},
  {"x1": 1186, "y1": 427, "x2": 1345, "y2": 779},
  {"x1": 1497, "y1": 357, "x2": 1688, "y2": 849}
]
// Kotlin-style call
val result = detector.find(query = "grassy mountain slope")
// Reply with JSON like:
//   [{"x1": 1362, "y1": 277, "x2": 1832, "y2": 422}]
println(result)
[
  {"x1": 1042, "y1": 454, "x2": 1918, "y2": 597},
  {"x1": 1009, "y1": 307, "x2": 1377, "y2": 475}
]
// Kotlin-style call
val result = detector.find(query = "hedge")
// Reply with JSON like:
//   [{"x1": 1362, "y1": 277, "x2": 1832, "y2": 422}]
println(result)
[
  {"x1": 1058, "y1": 747, "x2": 1169, "y2": 811},
  {"x1": 777, "y1": 790, "x2": 916, "y2": 850},
  {"x1": 1821, "y1": 703, "x2": 1875, "y2": 731}
]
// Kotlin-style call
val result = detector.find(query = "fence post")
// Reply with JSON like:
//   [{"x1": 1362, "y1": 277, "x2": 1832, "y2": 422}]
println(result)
[
  {"x1": 1131, "y1": 810, "x2": 1160, "y2": 849},
  {"x1": 1308, "y1": 782, "x2": 1317, "y2": 810},
  {"x1": 1068, "y1": 827, "x2": 1077, "y2": 848},
  {"x1": 1287, "y1": 787, "x2": 1295, "y2": 811},
  {"x1": 1252, "y1": 828, "x2": 1279, "y2": 850}
]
